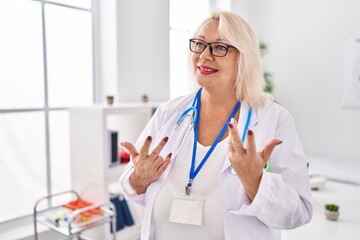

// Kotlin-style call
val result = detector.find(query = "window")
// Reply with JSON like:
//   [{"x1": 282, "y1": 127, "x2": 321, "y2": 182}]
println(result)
[
  {"x1": 169, "y1": 0, "x2": 209, "y2": 99},
  {"x1": 0, "y1": 0, "x2": 44, "y2": 109},
  {"x1": 46, "y1": 4, "x2": 93, "y2": 107},
  {"x1": 0, "y1": 0, "x2": 93, "y2": 222},
  {"x1": 0, "y1": 112, "x2": 47, "y2": 221}
]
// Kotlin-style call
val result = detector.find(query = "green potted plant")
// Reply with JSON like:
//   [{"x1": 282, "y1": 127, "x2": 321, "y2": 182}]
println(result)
[
  {"x1": 259, "y1": 41, "x2": 274, "y2": 95},
  {"x1": 324, "y1": 203, "x2": 340, "y2": 221}
]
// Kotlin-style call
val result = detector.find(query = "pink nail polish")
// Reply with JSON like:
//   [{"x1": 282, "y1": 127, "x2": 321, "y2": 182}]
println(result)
[
  {"x1": 147, "y1": 136, "x2": 152, "y2": 141},
  {"x1": 227, "y1": 122, "x2": 233, "y2": 128},
  {"x1": 247, "y1": 130, "x2": 253, "y2": 136},
  {"x1": 168, "y1": 153, "x2": 172, "y2": 158},
  {"x1": 120, "y1": 142, "x2": 124, "y2": 146},
  {"x1": 163, "y1": 136, "x2": 169, "y2": 142}
]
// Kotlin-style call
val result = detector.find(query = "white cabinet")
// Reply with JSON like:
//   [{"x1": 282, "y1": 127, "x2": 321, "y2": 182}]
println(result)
[{"x1": 68, "y1": 102, "x2": 161, "y2": 240}]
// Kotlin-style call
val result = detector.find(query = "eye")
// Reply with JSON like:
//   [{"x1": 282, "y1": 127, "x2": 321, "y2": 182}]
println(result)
[
  {"x1": 194, "y1": 40, "x2": 205, "y2": 49},
  {"x1": 215, "y1": 44, "x2": 228, "y2": 52}
]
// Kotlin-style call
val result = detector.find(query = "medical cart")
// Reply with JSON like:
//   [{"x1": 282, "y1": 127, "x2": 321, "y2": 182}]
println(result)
[{"x1": 33, "y1": 190, "x2": 116, "y2": 240}]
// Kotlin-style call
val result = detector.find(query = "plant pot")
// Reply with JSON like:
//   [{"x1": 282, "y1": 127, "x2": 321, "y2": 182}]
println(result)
[
  {"x1": 106, "y1": 96, "x2": 114, "y2": 105},
  {"x1": 324, "y1": 209, "x2": 339, "y2": 221},
  {"x1": 141, "y1": 94, "x2": 149, "y2": 103}
]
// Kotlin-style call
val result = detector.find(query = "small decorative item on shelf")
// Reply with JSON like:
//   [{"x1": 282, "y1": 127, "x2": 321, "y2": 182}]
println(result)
[
  {"x1": 324, "y1": 203, "x2": 340, "y2": 221},
  {"x1": 141, "y1": 94, "x2": 149, "y2": 103},
  {"x1": 106, "y1": 95, "x2": 114, "y2": 105}
]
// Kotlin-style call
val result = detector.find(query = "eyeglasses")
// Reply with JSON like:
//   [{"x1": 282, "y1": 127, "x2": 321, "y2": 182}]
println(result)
[{"x1": 189, "y1": 38, "x2": 236, "y2": 57}]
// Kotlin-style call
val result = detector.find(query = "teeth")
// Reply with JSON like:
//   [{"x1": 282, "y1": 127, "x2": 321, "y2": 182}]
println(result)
[{"x1": 199, "y1": 67, "x2": 216, "y2": 72}]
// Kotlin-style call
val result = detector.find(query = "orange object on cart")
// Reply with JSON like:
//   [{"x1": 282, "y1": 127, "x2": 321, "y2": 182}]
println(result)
[{"x1": 62, "y1": 199, "x2": 102, "y2": 222}]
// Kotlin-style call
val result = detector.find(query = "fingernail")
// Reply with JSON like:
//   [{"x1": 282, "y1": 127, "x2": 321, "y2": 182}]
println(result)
[
  {"x1": 120, "y1": 142, "x2": 124, "y2": 146},
  {"x1": 279, "y1": 140, "x2": 283, "y2": 144},
  {"x1": 247, "y1": 130, "x2": 253, "y2": 136},
  {"x1": 163, "y1": 136, "x2": 169, "y2": 142},
  {"x1": 147, "y1": 135, "x2": 152, "y2": 141},
  {"x1": 168, "y1": 152, "x2": 172, "y2": 158},
  {"x1": 227, "y1": 122, "x2": 233, "y2": 128}
]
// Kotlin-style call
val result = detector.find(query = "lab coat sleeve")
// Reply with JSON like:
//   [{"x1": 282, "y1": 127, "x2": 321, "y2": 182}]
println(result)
[{"x1": 233, "y1": 109, "x2": 313, "y2": 229}]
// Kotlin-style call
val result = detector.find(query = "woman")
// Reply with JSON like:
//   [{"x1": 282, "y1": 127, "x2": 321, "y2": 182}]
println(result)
[{"x1": 120, "y1": 10, "x2": 312, "y2": 240}]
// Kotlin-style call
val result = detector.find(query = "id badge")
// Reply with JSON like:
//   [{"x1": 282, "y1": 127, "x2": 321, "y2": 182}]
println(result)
[{"x1": 169, "y1": 192, "x2": 205, "y2": 226}]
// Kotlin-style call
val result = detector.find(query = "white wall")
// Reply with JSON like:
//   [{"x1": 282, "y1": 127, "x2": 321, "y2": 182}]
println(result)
[
  {"x1": 95, "y1": 0, "x2": 118, "y2": 103},
  {"x1": 232, "y1": 0, "x2": 360, "y2": 160},
  {"x1": 116, "y1": 0, "x2": 170, "y2": 102},
  {"x1": 98, "y1": 0, "x2": 118, "y2": 101}
]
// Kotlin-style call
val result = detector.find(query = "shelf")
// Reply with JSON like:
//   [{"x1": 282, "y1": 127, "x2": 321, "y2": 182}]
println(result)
[
  {"x1": 69, "y1": 102, "x2": 161, "y2": 116},
  {"x1": 68, "y1": 104, "x2": 154, "y2": 239}
]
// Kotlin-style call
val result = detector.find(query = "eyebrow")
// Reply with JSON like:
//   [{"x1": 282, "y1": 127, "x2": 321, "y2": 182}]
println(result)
[{"x1": 197, "y1": 35, "x2": 224, "y2": 42}]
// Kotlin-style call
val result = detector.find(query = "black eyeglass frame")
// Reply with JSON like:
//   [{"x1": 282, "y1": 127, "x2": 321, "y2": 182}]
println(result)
[{"x1": 189, "y1": 38, "x2": 237, "y2": 57}]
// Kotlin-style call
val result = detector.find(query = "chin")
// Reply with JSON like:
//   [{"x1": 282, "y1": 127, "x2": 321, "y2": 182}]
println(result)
[{"x1": 196, "y1": 74, "x2": 214, "y2": 83}]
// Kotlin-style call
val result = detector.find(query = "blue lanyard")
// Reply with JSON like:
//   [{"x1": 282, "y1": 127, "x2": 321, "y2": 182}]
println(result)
[{"x1": 185, "y1": 89, "x2": 252, "y2": 195}]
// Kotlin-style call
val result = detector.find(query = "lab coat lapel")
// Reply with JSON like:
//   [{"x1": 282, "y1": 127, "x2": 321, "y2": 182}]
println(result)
[
  {"x1": 238, "y1": 101, "x2": 258, "y2": 135},
  {"x1": 221, "y1": 101, "x2": 258, "y2": 173}
]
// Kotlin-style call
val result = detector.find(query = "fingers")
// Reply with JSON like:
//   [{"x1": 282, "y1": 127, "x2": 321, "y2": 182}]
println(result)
[
  {"x1": 228, "y1": 119, "x2": 258, "y2": 155},
  {"x1": 126, "y1": 136, "x2": 171, "y2": 191},
  {"x1": 121, "y1": 141, "x2": 138, "y2": 159},
  {"x1": 131, "y1": 135, "x2": 169, "y2": 162},
  {"x1": 261, "y1": 139, "x2": 282, "y2": 163},
  {"x1": 245, "y1": 130, "x2": 257, "y2": 154},
  {"x1": 139, "y1": 136, "x2": 152, "y2": 159},
  {"x1": 227, "y1": 118, "x2": 244, "y2": 151},
  {"x1": 149, "y1": 136, "x2": 169, "y2": 159},
  {"x1": 156, "y1": 153, "x2": 172, "y2": 173}
]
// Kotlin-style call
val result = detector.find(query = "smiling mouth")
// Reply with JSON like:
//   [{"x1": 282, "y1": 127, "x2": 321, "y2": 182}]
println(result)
[{"x1": 198, "y1": 66, "x2": 218, "y2": 73}]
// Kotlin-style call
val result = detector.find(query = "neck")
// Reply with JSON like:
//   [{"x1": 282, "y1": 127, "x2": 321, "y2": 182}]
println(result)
[
  {"x1": 200, "y1": 88, "x2": 238, "y2": 111},
  {"x1": 196, "y1": 87, "x2": 239, "y2": 146}
]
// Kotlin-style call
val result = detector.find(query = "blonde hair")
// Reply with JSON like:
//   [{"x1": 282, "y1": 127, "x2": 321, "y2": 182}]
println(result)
[{"x1": 189, "y1": 10, "x2": 272, "y2": 108}]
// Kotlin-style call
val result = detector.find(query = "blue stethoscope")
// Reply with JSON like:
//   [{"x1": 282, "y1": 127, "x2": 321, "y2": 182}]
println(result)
[
  {"x1": 175, "y1": 87, "x2": 202, "y2": 126},
  {"x1": 175, "y1": 88, "x2": 253, "y2": 194}
]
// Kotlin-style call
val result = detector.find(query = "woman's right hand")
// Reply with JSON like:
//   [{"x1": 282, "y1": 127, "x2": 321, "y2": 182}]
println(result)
[{"x1": 121, "y1": 136, "x2": 172, "y2": 195}]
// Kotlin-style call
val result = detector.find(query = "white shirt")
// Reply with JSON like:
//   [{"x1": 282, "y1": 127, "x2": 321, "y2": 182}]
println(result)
[
  {"x1": 119, "y1": 93, "x2": 313, "y2": 240},
  {"x1": 152, "y1": 130, "x2": 227, "y2": 240}
]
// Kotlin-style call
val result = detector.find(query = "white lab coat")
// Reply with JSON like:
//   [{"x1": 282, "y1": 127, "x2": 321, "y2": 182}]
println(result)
[{"x1": 119, "y1": 93, "x2": 313, "y2": 240}]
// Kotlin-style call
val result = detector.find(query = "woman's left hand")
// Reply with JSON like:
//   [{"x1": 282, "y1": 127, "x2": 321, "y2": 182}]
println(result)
[{"x1": 227, "y1": 118, "x2": 282, "y2": 202}]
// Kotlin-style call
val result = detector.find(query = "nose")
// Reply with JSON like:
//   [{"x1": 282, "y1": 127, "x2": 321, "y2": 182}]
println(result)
[{"x1": 199, "y1": 44, "x2": 214, "y2": 61}]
